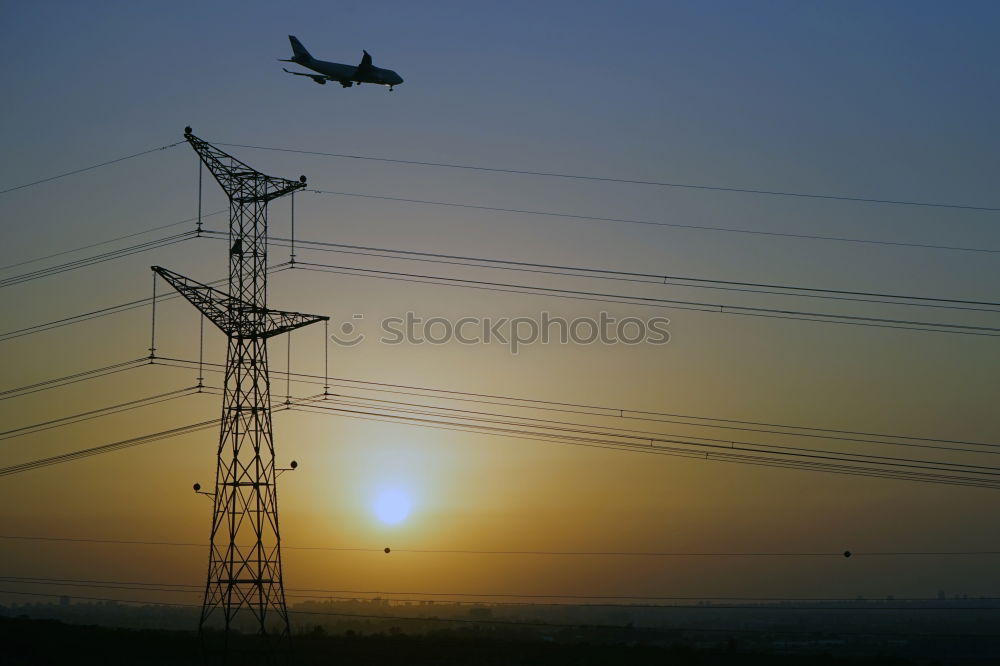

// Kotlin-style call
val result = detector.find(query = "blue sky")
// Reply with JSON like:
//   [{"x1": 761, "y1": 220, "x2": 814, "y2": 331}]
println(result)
[{"x1": 3, "y1": 0, "x2": 999, "y2": 283}]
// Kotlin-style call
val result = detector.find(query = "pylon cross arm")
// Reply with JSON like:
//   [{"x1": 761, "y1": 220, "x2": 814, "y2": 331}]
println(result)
[
  {"x1": 262, "y1": 309, "x2": 330, "y2": 338},
  {"x1": 152, "y1": 266, "x2": 328, "y2": 339},
  {"x1": 184, "y1": 129, "x2": 305, "y2": 203}
]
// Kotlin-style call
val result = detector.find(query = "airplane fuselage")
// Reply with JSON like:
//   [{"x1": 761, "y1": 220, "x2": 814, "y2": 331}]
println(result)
[{"x1": 293, "y1": 54, "x2": 403, "y2": 88}]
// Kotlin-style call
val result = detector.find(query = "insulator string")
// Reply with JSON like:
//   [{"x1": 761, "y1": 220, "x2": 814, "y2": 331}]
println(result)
[
  {"x1": 196, "y1": 160, "x2": 203, "y2": 235},
  {"x1": 290, "y1": 191, "x2": 296, "y2": 265},
  {"x1": 197, "y1": 315, "x2": 204, "y2": 389},
  {"x1": 148, "y1": 274, "x2": 157, "y2": 360},
  {"x1": 324, "y1": 320, "x2": 330, "y2": 397},
  {"x1": 286, "y1": 332, "x2": 292, "y2": 405}
]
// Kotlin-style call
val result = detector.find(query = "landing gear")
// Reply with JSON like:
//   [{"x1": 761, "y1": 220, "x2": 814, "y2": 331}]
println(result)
[{"x1": 389, "y1": 85, "x2": 394, "y2": 91}]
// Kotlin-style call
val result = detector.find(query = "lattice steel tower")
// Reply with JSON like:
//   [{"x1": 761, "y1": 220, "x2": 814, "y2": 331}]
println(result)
[{"x1": 153, "y1": 127, "x2": 327, "y2": 659}]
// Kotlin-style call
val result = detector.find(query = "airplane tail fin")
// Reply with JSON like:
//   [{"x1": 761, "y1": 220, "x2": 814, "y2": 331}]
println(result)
[{"x1": 288, "y1": 35, "x2": 312, "y2": 62}]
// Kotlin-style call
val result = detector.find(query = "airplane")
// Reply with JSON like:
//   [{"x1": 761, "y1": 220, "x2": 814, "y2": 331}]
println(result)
[{"x1": 279, "y1": 35, "x2": 404, "y2": 91}]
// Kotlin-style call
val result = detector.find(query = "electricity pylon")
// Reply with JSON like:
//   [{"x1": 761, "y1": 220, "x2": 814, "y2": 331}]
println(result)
[{"x1": 153, "y1": 127, "x2": 327, "y2": 660}]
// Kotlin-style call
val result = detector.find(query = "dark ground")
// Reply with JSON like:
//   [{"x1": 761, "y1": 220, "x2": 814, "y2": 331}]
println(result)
[{"x1": 0, "y1": 615, "x2": 968, "y2": 666}]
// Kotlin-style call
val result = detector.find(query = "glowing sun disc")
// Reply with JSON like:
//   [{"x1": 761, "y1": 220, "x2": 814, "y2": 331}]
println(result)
[{"x1": 374, "y1": 489, "x2": 411, "y2": 525}]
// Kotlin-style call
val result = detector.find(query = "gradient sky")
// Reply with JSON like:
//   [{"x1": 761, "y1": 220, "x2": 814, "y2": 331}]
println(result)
[{"x1": 1, "y1": 1, "x2": 999, "y2": 609}]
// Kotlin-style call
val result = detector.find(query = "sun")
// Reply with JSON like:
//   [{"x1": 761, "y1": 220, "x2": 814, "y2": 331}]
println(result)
[{"x1": 374, "y1": 488, "x2": 411, "y2": 525}]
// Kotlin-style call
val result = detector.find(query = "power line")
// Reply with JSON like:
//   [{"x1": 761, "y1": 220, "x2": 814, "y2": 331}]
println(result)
[
  {"x1": 292, "y1": 262, "x2": 1000, "y2": 337},
  {"x1": 0, "y1": 357, "x2": 149, "y2": 402},
  {"x1": 3, "y1": 577, "x2": 999, "y2": 611},
  {"x1": 156, "y1": 355, "x2": 998, "y2": 450},
  {"x1": 209, "y1": 386, "x2": 1000, "y2": 485},
  {"x1": 0, "y1": 141, "x2": 184, "y2": 196},
  {"x1": 0, "y1": 534, "x2": 203, "y2": 548},
  {"x1": 0, "y1": 419, "x2": 216, "y2": 477},
  {"x1": 5, "y1": 387, "x2": 994, "y2": 487},
  {"x1": 0, "y1": 231, "x2": 196, "y2": 289},
  {"x1": 271, "y1": 386, "x2": 1000, "y2": 487},
  {"x1": 3, "y1": 574, "x2": 999, "y2": 602},
  {"x1": 312, "y1": 394, "x2": 998, "y2": 471},
  {"x1": 294, "y1": 399, "x2": 996, "y2": 489},
  {"x1": 289, "y1": 401, "x2": 1000, "y2": 490},
  {"x1": 5, "y1": 356, "x2": 994, "y2": 488},
  {"x1": 293, "y1": 387, "x2": 1000, "y2": 458},
  {"x1": 237, "y1": 231, "x2": 1000, "y2": 312},
  {"x1": 0, "y1": 297, "x2": 159, "y2": 343},
  {"x1": 214, "y1": 142, "x2": 1000, "y2": 212},
  {"x1": 0, "y1": 210, "x2": 224, "y2": 273},
  {"x1": 11, "y1": 354, "x2": 995, "y2": 488},
  {"x1": 279, "y1": 588, "x2": 1000, "y2": 604},
  {"x1": 0, "y1": 264, "x2": 291, "y2": 344},
  {"x1": 344, "y1": 396, "x2": 998, "y2": 475},
  {"x1": 3, "y1": 535, "x2": 998, "y2": 560},
  {"x1": 0, "y1": 386, "x2": 202, "y2": 441},
  {"x1": 308, "y1": 189, "x2": 1000, "y2": 254}
]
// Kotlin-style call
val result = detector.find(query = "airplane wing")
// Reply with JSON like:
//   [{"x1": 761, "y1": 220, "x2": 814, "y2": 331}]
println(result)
[
  {"x1": 282, "y1": 67, "x2": 331, "y2": 85},
  {"x1": 282, "y1": 67, "x2": 354, "y2": 88}
]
